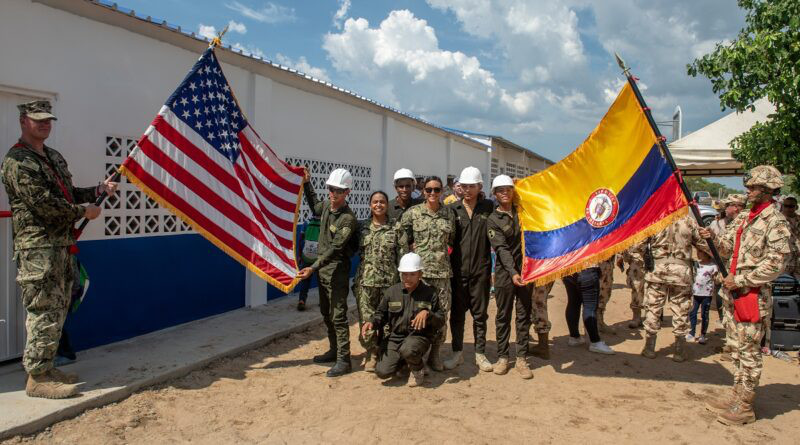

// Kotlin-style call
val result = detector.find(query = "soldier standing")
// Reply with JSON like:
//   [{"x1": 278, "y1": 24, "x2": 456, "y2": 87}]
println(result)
[
  {"x1": 1, "y1": 100, "x2": 116, "y2": 399},
  {"x1": 779, "y1": 196, "x2": 800, "y2": 280},
  {"x1": 597, "y1": 258, "x2": 616, "y2": 334},
  {"x1": 447, "y1": 166, "x2": 495, "y2": 372},
  {"x1": 710, "y1": 194, "x2": 745, "y2": 361},
  {"x1": 486, "y1": 175, "x2": 534, "y2": 379},
  {"x1": 387, "y1": 168, "x2": 423, "y2": 221},
  {"x1": 297, "y1": 168, "x2": 358, "y2": 377},
  {"x1": 700, "y1": 165, "x2": 791, "y2": 425},
  {"x1": 639, "y1": 215, "x2": 710, "y2": 362},
  {"x1": 617, "y1": 243, "x2": 646, "y2": 328},
  {"x1": 400, "y1": 176, "x2": 455, "y2": 371},
  {"x1": 353, "y1": 191, "x2": 406, "y2": 372}
]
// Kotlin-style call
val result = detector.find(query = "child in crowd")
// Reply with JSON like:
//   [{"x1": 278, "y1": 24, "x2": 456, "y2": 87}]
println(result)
[{"x1": 688, "y1": 249, "x2": 718, "y2": 344}]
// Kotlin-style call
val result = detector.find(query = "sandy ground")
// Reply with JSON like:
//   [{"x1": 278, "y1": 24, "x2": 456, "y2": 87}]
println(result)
[{"x1": 5, "y1": 268, "x2": 800, "y2": 444}]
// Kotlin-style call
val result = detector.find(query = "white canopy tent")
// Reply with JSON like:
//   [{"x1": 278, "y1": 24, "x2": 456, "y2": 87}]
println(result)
[{"x1": 668, "y1": 98, "x2": 775, "y2": 176}]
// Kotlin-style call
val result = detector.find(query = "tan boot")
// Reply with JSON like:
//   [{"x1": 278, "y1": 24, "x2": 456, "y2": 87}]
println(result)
[
  {"x1": 427, "y1": 343, "x2": 444, "y2": 372},
  {"x1": 363, "y1": 349, "x2": 377, "y2": 373},
  {"x1": 26, "y1": 371, "x2": 78, "y2": 399},
  {"x1": 598, "y1": 310, "x2": 616, "y2": 335},
  {"x1": 530, "y1": 333, "x2": 550, "y2": 360},
  {"x1": 706, "y1": 384, "x2": 741, "y2": 413},
  {"x1": 515, "y1": 357, "x2": 533, "y2": 380},
  {"x1": 50, "y1": 367, "x2": 79, "y2": 384},
  {"x1": 493, "y1": 357, "x2": 510, "y2": 375},
  {"x1": 717, "y1": 389, "x2": 756, "y2": 425},
  {"x1": 407, "y1": 369, "x2": 425, "y2": 387},
  {"x1": 475, "y1": 353, "x2": 494, "y2": 372},
  {"x1": 672, "y1": 336, "x2": 688, "y2": 363},
  {"x1": 641, "y1": 334, "x2": 657, "y2": 359},
  {"x1": 628, "y1": 309, "x2": 642, "y2": 329}
]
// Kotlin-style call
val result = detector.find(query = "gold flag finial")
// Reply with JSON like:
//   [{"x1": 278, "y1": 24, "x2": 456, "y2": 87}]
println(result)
[{"x1": 209, "y1": 24, "x2": 229, "y2": 48}]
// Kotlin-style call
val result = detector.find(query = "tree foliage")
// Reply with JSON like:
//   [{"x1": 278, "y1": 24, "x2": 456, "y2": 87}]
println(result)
[
  {"x1": 684, "y1": 177, "x2": 742, "y2": 199},
  {"x1": 688, "y1": 0, "x2": 800, "y2": 193}
]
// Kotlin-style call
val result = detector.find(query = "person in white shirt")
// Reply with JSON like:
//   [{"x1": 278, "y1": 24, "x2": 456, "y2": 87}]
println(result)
[{"x1": 688, "y1": 249, "x2": 718, "y2": 344}]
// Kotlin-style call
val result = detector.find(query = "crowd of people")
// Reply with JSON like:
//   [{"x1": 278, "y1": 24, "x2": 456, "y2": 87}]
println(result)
[{"x1": 292, "y1": 162, "x2": 799, "y2": 426}]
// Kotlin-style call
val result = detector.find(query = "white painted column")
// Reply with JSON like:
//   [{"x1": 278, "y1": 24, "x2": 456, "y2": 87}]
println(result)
[
  {"x1": 244, "y1": 71, "x2": 268, "y2": 307},
  {"x1": 381, "y1": 114, "x2": 389, "y2": 192}
]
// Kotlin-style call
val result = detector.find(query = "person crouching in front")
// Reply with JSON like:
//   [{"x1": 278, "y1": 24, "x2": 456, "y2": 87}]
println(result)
[{"x1": 362, "y1": 253, "x2": 445, "y2": 387}]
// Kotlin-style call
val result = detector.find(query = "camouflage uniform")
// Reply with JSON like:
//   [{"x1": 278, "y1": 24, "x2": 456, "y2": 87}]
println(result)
[
  {"x1": 710, "y1": 194, "x2": 746, "y2": 356},
  {"x1": 621, "y1": 245, "x2": 645, "y2": 311},
  {"x1": 400, "y1": 203, "x2": 455, "y2": 346},
  {"x1": 597, "y1": 258, "x2": 615, "y2": 331},
  {"x1": 641, "y1": 215, "x2": 710, "y2": 338},
  {"x1": 353, "y1": 219, "x2": 406, "y2": 350},
  {"x1": 1, "y1": 102, "x2": 98, "y2": 376},
  {"x1": 531, "y1": 282, "x2": 553, "y2": 334},
  {"x1": 783, "y1": 212, "x2": 800, "y2": 280}
]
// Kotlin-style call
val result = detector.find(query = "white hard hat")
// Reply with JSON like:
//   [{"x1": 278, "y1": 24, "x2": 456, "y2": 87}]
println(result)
[
  {"x1": 393, "y1": 168, "x2": 415, "y2": 183},
  {"x1": 458, "y1": 166, "x2": 483, "y2": 185},
  {"x1": 491, "y1": 174, "x2": 514, "y2": 192},
  {"x1": 397, "y1": 252, "x2": 423, "y2": 273},
  {"x1": 325, "y1": 168, "x2": 353, "y2": 189}
]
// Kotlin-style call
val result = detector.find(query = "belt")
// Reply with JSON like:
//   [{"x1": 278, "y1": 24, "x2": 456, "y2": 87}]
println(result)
[{"x1": 654, "y1": 257, "x2": 691, "y2": 266}]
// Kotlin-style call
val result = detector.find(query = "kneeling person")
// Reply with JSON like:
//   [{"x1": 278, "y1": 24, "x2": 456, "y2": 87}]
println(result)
[{"x1": 362, "y1": 253, "x2": 445, "y2": 387}]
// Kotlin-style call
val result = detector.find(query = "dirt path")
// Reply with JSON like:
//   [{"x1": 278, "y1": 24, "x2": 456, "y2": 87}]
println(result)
[{"x1": 6, "y1": 269, "x2": 800, "y2": 444}]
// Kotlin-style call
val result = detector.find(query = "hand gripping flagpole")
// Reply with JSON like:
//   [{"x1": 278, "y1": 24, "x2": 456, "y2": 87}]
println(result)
[{"x1": 614, "y1": 52, "x2": 728, "y2": 278}]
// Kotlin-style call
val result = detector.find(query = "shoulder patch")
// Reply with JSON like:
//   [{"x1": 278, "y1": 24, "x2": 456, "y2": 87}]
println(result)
[{"x1": 329, "y1": 225, "x2": 337, "y2": 233}]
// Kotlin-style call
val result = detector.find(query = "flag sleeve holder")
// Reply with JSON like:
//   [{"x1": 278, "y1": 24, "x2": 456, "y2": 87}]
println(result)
[{"x1": 615, "y1": 52, "x2": 729, "y2": 280}]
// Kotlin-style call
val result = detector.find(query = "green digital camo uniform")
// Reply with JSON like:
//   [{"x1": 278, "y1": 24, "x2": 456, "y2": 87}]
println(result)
[
  {"x1": 303, "y1": 183, "x2": 358, "y2": 361},
  {"x1": 386, "y1": 196, "x2": 423, "y2": 222},
  {"x1": 2, "y1": 138, "x2": 97, "y2": 375},
  {"x1": 353, "y1": 218, "x2": 406, "y2": 350},
  {"x1": 715, "y1": 203, "x2": 791, "y2": 392},
  {"x1": 400, "y1": 203, "x2": 455, "y2": 346}
]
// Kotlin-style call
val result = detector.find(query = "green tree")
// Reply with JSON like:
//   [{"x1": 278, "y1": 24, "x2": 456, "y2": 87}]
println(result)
[
  {"x1": 687, "y1": 0, "x2": 799, "y2": 194},
  {"x1": 684, "y1": 177, "x2": 742, "y2": 200}
]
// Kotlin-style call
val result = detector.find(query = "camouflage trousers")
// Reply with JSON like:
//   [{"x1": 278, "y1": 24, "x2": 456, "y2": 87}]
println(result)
[
  {"x1": 423, "y1": 277, "x2": 451, "y2": 346},
  {"x1": 731, "y1": 303, "x2": 771, "y2": 392},
  {"x1": 532, "y1": 281, "x2": 553, "y2": 334},
  {"x1": 642, "y1": 281, "x2": 692, "y2": 336},
  {"x1": 597, "y1": 259, "x2": 614, "y2": 313},
  {"x1": 626, "y1": 260, "x2": 645, "y2": 310},
  {"x1": 354, "y1": 285, "x2": 388, "y2": 351},
  {"x1": 15, "y1": 247, "x2": 74, "y2": 376},
  {"x1": 717, "y1": 287, "x2": 738, "y2": 353}
]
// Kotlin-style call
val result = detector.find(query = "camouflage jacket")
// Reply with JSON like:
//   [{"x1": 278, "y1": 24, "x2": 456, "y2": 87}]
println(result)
[
  {"x1": 1, "y1": 140, "x2": 96, "y2": 250},
  {"x1": 355, "y1": 218, "x2": 407, "y2": 287},
  {"x1": 386, "y1": 196, "x2": 423, "y2": 222},
  {"x1": 400, "y1": 203, "x2": 455, "y2": 279},
  {"x1": 621, "y1": 241, "x2": 645, "y2": 265},
  {"x1": 303, "y1": 183, "x2": 357, "y2": 276},
  {"x1": 784, "y1": 213, "x2": 800, "y2": 278},
  {"x1": 716, "y1": 203, "x2": 791, "y2": 290},
  {"x1": 639, "y1": 215, "x2": 709, "y2": 286}
]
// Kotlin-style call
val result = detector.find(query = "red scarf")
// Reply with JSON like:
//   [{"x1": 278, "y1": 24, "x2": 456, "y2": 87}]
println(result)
[
  {"x1": 729, "y1": 199, "x2": 774, "y2": 322},
  {"x1": 12, "y1": 143, "x2": 80, "y2": 254}
]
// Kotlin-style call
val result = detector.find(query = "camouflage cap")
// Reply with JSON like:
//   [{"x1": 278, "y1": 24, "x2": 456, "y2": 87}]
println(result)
[
  {"x1": 17, "y1": 100, "x2": 57, "y2": 121},
  {"x1": 743, "y1": 165, "x2": 783, "y2": 190},
  {"x1": 723, "y1": 193, "x2": 746, "y2": 207}
]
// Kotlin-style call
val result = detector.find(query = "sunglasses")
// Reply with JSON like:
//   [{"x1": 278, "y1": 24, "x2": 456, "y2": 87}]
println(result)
[
  {"x1": 425, "y1": 187, "x2": 442, "y2": 193},
  {"x1": 395, "y1": 184, "x2": 413, "y2": 189},
  {"x1": 327, "y1": 186, "x2": 346, "y2": 194}
]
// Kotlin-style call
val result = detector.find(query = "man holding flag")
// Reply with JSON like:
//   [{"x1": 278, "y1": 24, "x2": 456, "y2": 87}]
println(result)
[{"x1": 1, "y1": 100, "x2": 117, "y2": 399}]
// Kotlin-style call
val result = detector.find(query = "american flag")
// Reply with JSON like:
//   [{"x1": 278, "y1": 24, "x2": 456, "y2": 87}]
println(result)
[{"x1": 120, "y1": 47, "x2": 303, "y2": 292}]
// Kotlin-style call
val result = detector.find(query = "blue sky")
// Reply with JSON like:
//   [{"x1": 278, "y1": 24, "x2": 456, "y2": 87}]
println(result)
[{"x1": 123, "y1": 0, "x2": 747, "y2": 188}]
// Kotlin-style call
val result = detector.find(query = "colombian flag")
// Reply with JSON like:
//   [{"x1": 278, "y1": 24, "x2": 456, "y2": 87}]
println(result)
[{"x1": 517, "y1": 83, "x2": 688, "y2": 285}]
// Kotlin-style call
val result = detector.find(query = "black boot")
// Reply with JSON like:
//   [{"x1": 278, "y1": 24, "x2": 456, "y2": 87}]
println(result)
[
  {"x1": 313, "y1": 349, "x2": 337, "y2": 363},
  {"x1": 326, "y1": 357, "x2": 352, "y2": 377}
]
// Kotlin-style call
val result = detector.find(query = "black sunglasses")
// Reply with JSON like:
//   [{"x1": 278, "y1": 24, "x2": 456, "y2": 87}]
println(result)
[
  {"x1": 328, "y1": 186, "x2": 346, "y2": 194},
  {"x1": 425, "y1": 187, "x2": 442, "y2": 193},
  {"x1": 395, "y1": 184, "x2": 413, "y2": 189}
]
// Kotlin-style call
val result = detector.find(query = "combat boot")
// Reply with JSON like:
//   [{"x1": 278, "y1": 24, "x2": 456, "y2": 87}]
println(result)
[
  {"x1": 628, "y1": 309, "x2": 642, "y2": 329},
  {"x1": 475, "y1": 353, "x2": 494, "y2": 372},
  {"x1": 705, "y1": 384, "x2": 741, "y2": 414},
  {"x1": 515, "y1": 357, "x2": 533, "y2": 380},
  {"x1": 363, "y1": 349, "x2": 377, "y2": 373},
  {"x1": 408, "y1": 368, "x2": 425, "y2": 387},
  {"x1": 427, "y1": 343, "x2": 444, "y2": 372},
  {"x1": 443, "y1": 351, "x2": 463, "y2": 370},
  {"x1": 313, "y1": 349, "x2": 337, "y2": 364},
  {"x1": 326, "y1": 357, "x2": 352, "y2": 377},
  {"x1": 50, "y1": 367, "x2": 79, "y2": 384},
  {"x1": 530, "y1": 333, "x2": 550, "y2": 360},
  {"x1": 26, "y1": 372, "x2": 78, "y2": 399},
  {"x1": 672, "y1": 336, "x2": 688, "y2": 362},
  {"x1": 717, "y1": 389, "x2": 756, "y2": 425},
  {"x1": 493, "y1": 357, "x2": 509, "y2": 375},
  {"x1": 598, "y1": 310, "x2": 616, "y2": 335},
  {"x1": 641, "y1": 334, "x2": 657, "y2": 359}
]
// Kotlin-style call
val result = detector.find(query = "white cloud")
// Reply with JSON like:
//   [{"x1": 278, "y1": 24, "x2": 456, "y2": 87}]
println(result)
[
  {"x1": 275, "y1": 54, "x2": 331, "y2": 81},
  {"x1": 230, "y1": 42, "x2": 267, "y2": 59},
  {"x1": 226, "y1": 1, "x2": 296, "y2": 24},
  {"x1": 227, "y1": 20, "x2": 247, "y2": 34},
  {"x1": 197, "y1": 24, "x2": 217, "y2": 40},
  {"x1": 332, "y1": 0, "x2": 351, "y2": 30}
]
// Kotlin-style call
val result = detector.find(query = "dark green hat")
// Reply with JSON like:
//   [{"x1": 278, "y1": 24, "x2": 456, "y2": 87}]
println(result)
[{"x1": 17, "y1": 100, "x2": 57, "y2": 121}]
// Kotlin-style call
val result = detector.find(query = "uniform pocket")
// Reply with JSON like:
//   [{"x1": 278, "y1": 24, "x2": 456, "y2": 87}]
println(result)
[{"x1": 16, "y1": 248, "x2": 53, "y2": 284}]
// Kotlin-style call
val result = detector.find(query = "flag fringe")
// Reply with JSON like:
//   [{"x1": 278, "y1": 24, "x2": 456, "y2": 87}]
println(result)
[
  {"x1": 528, "y1": 206, "x2": 688, "y2": 287},
  {"x1": 119, "y1": 165, "x2": 301, "y2": 294}
]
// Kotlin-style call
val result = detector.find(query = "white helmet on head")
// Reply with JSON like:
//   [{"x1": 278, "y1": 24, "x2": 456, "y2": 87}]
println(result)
[
  {"x1": 458, "y1": 166, "x2": 483, "y2": 185},
  {"x1": 397, "y1": 252, "x2": 423, "y2": 273},
  {"x1": 491, "y1": 174, "x2": 514, "y2": 192},
  {"x1": 393, "y1": 168, "x2": 416, "y2": 183},
  {"x1": 326, "y1": 168, "x2": 353, "y2": 189}
]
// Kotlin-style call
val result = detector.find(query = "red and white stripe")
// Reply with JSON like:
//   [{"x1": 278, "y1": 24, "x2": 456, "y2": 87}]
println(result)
[{"x1": 123, "y1": 105, "x2": 303, "y2": 287}]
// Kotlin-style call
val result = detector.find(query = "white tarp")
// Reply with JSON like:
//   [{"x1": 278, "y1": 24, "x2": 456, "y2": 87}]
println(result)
[{"x1": 669, "y1": 98, "x2": 775, "y2": 176}]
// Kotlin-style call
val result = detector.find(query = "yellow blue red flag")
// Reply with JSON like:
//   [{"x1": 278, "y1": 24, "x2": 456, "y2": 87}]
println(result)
[{"x1": 517, "y1": 83, "x2": 688, "y2": 285}]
